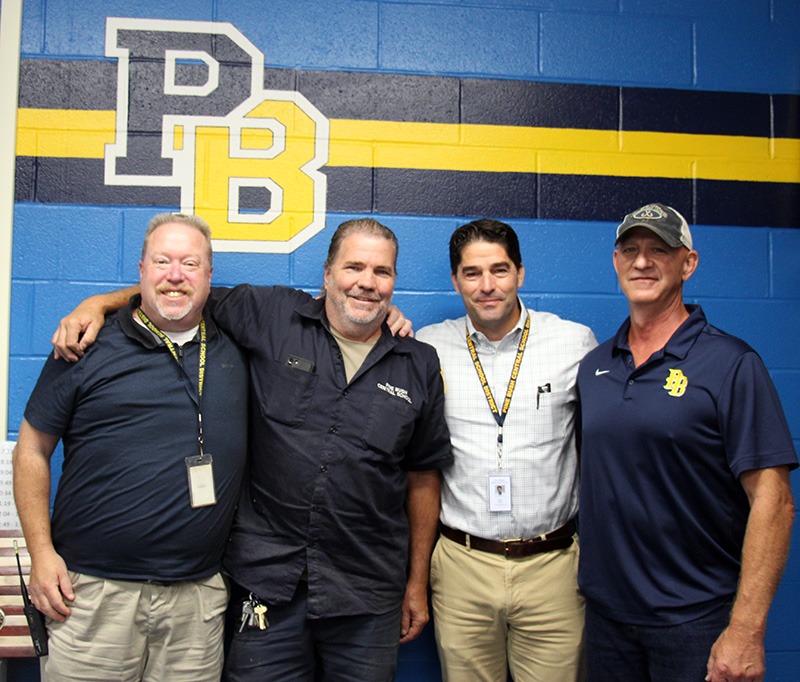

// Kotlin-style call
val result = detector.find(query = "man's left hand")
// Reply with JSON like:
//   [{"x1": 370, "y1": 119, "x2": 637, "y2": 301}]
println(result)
[
  {"x1": 387, "y1": 305, "x2": 413, "y2": 338},
  {"x1": 399, "y1": 582, "x2": 428, "y2": 643},
  {"x1": 706, "y1": 623, "x2": 766, "y2": 682}
]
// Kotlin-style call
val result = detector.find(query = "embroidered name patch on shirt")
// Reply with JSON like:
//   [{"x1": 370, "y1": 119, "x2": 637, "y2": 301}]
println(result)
[{"x1": 377, "y1": 382, "x2": 412, "y2": 404}]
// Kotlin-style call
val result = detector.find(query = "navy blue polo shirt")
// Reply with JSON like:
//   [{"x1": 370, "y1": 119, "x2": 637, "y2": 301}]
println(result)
[
  {"x1": 577, "y1": 305, "x2": 797, "y2": 626},
  {"x1": 24, "y1": 297, "x2": 249, "y2": 581},
  {"x1": 208, "y1": 285, "x2": 453, "y2": 618}
]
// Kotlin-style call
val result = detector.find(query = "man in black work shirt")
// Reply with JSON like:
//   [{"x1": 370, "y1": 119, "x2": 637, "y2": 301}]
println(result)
[{"x1": 52, "y1": 217, "x2": 453, "y2": 682}]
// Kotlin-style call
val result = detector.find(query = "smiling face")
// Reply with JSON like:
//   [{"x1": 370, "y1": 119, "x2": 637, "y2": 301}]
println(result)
[
  {"x1": 138, "y1": 222, "x2": 212, "y2": 332},
  {"x1": 323, "y1": 232, "x2": 397, "y2": 342},
  {"x1": 451, "y1": 239, "x2": 525, "y2": 341},
  {"x1": 613, "y1": 226, "x2": 697, "y2": 311}
]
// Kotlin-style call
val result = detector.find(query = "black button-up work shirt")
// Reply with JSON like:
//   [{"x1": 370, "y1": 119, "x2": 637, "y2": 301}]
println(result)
[{"x1": 210, "y1": 285, "x2": 452, "y2": 617}]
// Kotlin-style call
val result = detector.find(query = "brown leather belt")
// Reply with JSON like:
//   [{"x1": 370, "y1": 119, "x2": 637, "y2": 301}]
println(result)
[{"x1": 440, "y1": 520, "x2": 575, "y2": 558}]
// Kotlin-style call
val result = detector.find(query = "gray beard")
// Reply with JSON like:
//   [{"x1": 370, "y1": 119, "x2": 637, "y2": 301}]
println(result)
[{"x1": 156, "y1": 298, "x2": 194, "y2": 321}]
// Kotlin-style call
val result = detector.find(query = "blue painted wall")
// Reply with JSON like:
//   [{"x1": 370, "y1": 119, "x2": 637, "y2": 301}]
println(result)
[{"x1": 8, "y1": 0, "x2": 800, "y2": 680}]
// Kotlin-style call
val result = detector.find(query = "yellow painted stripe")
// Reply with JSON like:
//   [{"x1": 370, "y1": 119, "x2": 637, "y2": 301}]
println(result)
[
  {"x1": 328, "y1": 120, "x2": 800, "y2": 183},
  {"x1": 16, "y1": 108, "x2": 116, "y2": 158},
  {"x1": 15, "y1": 108, "x2": 800, "y2": 183}
]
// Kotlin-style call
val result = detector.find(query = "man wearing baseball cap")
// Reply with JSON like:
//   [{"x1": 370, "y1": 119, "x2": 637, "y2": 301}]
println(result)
[{"x1": 576, "y1": 203, "x2": 796, "y2": 682}]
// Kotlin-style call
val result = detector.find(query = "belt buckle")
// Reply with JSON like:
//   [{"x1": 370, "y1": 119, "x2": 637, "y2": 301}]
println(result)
[{"x1": 503, "y1": 538, "x2": 525, "y2": 557}]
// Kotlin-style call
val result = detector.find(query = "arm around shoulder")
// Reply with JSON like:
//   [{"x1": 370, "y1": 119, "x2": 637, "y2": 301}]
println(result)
[{"x1": 52, "y1": 286, "x2": 138, "y2": 361}]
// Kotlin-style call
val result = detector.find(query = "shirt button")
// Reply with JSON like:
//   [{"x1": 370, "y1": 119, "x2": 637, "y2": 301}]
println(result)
[
  {"x1": 329, "y1": 426, "x2": 337, "y2": 434},
  {"x1": 628, "y1": 380, "x2": 634, "y2": 385},
  {"x1": 320, "y1": 465, "x2": 327, "y2": 473}
]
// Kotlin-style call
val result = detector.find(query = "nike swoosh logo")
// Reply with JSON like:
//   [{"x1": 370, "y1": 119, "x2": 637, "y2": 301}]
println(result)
[{"x1": 595, "y1": 369, "x2": 610, "y2": 376}]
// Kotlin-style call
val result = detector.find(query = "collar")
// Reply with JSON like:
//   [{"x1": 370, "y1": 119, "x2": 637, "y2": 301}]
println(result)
[
  {"x1": 466, "y1": 297, "x2": 529, "y2": 343},
  {"x1": 613, "y1": 304, "x2": 707, "y2": 361},
  {"x1": 117, "y1": 294, "x2": 218, "y2": 349}
]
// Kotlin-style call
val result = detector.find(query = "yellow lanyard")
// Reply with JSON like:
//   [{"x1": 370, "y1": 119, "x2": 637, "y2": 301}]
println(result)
[
  {"x1": 136, "y1": 308, "x2": 208, "y2": 455},
  {"x1": 466, "y1": 315, "x2": 530, "y2": 469}
]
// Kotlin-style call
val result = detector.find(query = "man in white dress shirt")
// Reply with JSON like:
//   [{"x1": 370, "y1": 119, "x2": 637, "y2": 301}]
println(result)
[{"x1": 417, "y1": 219, "x2": 597, "y2": 682}]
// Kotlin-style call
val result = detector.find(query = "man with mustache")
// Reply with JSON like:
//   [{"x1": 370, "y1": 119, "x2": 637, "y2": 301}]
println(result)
[
  {"x1": 51, "y1": 217, "x2": 452, "y2": 682},
  {"x1": 13, "y1": 214, "x2": 249, "y2": 681},
  {"x1": 417, "y1": 219, "x2": 597, "y2": 682},
  {"x1": 577, "y1": 203, "x2": 796, "y2": 682}
]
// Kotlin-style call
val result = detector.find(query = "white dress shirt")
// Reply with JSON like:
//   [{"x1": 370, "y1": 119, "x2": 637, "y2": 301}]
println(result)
[{"x1": 417, "y1": 300, "x2": 597, "y2": 540}]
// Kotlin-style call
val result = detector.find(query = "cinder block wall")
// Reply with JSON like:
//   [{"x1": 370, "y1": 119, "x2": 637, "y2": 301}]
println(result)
[{"x1": 9, "y1": 1, "x2": 800, "y2": 680}]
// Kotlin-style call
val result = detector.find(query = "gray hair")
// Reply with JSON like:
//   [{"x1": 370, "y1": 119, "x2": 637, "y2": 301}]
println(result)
[
  {"x1": 141, "y1": 213, "x2": 213, "y2": 265},
  {"x1": 324, "y1": 218, "x2": 398, "y2": 270}
]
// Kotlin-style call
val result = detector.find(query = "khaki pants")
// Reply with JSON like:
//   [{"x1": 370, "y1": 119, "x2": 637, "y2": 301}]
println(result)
[
  {"x1": 41, "y1": 571, "x2": 228, "y2": 682},
  {"x1": 431, "y1": 533, "x2": 585, "y2": 682}
]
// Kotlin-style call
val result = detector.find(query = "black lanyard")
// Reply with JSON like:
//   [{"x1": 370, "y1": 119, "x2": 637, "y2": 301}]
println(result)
[
  {"x1": 136, "y1": 308, "x2": 207, "y2": 456},
  {"x1": 466, "y1": 314, "x2": 530, "y2": 469}
]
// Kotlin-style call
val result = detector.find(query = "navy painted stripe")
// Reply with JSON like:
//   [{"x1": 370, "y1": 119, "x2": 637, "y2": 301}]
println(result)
[
  {"x1": 18, "y1": 58, "x2": 799, "y2": 139},
  {"x1": 774, "y1": 94, "x2": 800, "y2": 139},
  {"x1": 621, "y1": 87, "x2": 770, "y2": 137},
  {"x1": 21, "y1": 158, "x2": 795, "y2": 228},
  {"x1": 15, "y1": 158, "x2": 180, "y2": 207},
  {"x1": 367, "y1": 169, "x2": 800, "y2": 228},
  {"x1": 18, "y1": 60, "x2": 118, "y2": 111}
]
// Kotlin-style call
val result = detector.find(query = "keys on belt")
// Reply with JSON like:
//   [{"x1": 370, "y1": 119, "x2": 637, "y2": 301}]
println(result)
[{"x1": 239, "y1": 592, "x2": 269, "y2": 632}]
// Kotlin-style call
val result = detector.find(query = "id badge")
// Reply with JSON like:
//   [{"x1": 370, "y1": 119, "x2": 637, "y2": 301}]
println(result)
[
  {"x1": 186, "y1": 454, "x2": 217, "y2": 507},
  {"x1": 488, "y1": 474, "x2": 512, "y2": 512}
]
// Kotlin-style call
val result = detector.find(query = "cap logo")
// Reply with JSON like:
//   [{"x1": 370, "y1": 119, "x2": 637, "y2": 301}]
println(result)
[{"x1": 633, "y1": 205, "x2": 667, "y2": 221}]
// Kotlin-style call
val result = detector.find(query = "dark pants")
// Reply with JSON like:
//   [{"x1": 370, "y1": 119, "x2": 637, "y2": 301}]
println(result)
[
  {"x1": 585, "y1": 600, "x2": 732, "y2": 682},
  {"x1": 225, "y1": 581, "x2": 402, "y2": 682}
]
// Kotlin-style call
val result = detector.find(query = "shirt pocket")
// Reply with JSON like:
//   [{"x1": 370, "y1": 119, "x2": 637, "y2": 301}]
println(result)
[
  {"x1": 363, "y1": 391, "x2": 416, "y2": 458},
  {"x1": 532, "y1": 389, "x2": 570, "y2": 444},
  {"x1": 260, "y1": 358, "x2": 319, "y2": 427}
]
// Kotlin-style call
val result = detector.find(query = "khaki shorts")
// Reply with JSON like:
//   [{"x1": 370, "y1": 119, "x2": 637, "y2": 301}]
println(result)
[{"x1": 41, "y1": 571, "x2": 228, "y2": 682}]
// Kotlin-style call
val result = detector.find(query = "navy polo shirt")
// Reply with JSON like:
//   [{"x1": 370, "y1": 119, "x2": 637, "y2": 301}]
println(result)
[
  {"x1": 577, "y1": 305, "x2": 797, "y2": 626},
  {"x1": 208, "y1": 285, "x2": 453, "y2": 618},
  {"x1": 24, "y1": 297, "x2": 249, "y2": 581}
]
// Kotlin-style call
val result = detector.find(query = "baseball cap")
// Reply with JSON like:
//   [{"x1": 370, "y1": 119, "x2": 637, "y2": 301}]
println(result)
[{"x1": 616, "y1": 203, "x2": 693, "y2": 250}]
